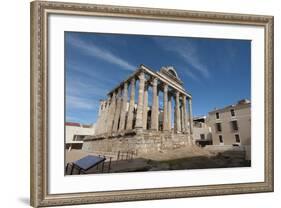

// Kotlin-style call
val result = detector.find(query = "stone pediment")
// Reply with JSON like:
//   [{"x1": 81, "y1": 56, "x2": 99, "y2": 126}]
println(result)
[{"x1": 159, "y1": 66, "x2": 183, "y2": 86}]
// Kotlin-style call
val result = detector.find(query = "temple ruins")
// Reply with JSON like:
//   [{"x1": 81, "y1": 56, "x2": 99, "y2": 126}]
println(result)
[{"x1": 83, "y1": 64, "x2": 194, "y2": 154}]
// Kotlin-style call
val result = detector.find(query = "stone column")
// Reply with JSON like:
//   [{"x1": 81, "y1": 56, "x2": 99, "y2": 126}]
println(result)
[
  {"x1": 151, "y1": 78, "x2": 159, "y2": 130},
  {"x1": 98, "y1": 101, "x2": 106, "y2": 134},
  {"x1": 180, "y1": 103, "x2": 184, "y2": 132},
  {"x1": 163, "y1": 84, "x2": 169, "y2": 131},
  {"x1": 112, "y1": 88, "x2": 122, "y2": 132},
  {"x1": 182, "y1": 95, "x2": 188, "y2": 133},
  {"x1": 135, "y1": 71, "x2": 145, "y2": 129},
  {"x1": 102, "y1": 98, "x2": 110, "y2": 134},
  {"x1": 95, "y1": 101, "x2": 102, "y2": 134},
  {"x1": 106, "y1": 92, "x2": 116, "y2": 134},
  {"x1": 174, "y1": 100, "x2": 176, "y2": 133},
  {"x1": 118, "y1": 82, "x2": 128, "y2": 131},
  {"x1": 126, "y1": 78, "x2": 135, "y2": 130},
  {"x1": 175, "y1": 91, "x2": 181, "y2": 133},
  {"x1": 188, "y1": 98, "x2": 193, "y2": 135},
  {"x1": 100, "y1": 101, "x2": 105, "y2": 134},
  {"x1": 142, "y1": 84, "x2": 148, "y2": 129},
  {"x1": 98, "y1": 102, "x2": 102, "y2": 117},
  {"x1": 168, "y1": 94, "x2": 172, "y2": 131}
]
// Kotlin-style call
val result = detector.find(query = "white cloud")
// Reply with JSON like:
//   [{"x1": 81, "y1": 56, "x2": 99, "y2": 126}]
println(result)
[
  {"x1": 66, "y1": 95, "x2": 97, "y2": 110},
  {"x1": 67, "y1": 35, "x2": 135, "y2": 71},
  {"x1": 67, "y1": 63, "x2": 118, "y2": 87},
  {"x1": 183, "y1": 69, "x2": 200, "y2": 82},
  {"x1": 153, "y1": 38, "x2": 210, "y2": 79},
  {"x1": 66, "y1": 76, "x2": 107, "y2": 97}
]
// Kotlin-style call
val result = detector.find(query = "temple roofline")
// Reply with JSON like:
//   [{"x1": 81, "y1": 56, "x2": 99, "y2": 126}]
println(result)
[{"x1": 107, "y1": 64, "x2": 192, "y2": 98}]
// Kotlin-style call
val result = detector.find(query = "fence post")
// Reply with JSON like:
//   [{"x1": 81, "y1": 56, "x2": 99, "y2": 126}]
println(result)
[
  {"x1": 101, "y1": 160, "x2": 105, "y2": 173},
  {"x1": 117, "y1": 151, "x2": 120, "y2": 161},
  {"x1": 65, "y1": 163, "x2": 69, "y2": 174}
]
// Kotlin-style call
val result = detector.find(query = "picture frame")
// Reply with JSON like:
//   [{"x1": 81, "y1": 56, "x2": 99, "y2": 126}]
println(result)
[{"x1": 30, "y1": 1, "x2": 274, "y2": 207}]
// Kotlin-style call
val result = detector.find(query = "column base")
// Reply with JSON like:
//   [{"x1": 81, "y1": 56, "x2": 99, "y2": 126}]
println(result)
[
  {"x1": 149, "y1": 128, "x2": 158, "y2": 131},
  {"x1": 135, "y1": 127, "x2": 144, "y2": 134}
]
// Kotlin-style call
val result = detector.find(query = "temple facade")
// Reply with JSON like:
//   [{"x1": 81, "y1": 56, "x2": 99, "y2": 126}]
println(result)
[{"x1": 83, "y1": 64, "x2": 194, "y2": 154}]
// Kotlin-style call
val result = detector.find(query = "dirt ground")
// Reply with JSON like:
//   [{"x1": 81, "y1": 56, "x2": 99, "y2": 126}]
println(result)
[{"x1": 65, "y1": 146, "x2": 250, "y2": 175}]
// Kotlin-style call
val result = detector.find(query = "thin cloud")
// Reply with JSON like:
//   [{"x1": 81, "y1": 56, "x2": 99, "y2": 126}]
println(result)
[
  {"x1": 67, "y1": 63, "x2": 118, "y2": 87},
  {"x1": 66, "y1": 78, "x2": 108, "y2": 99},
  {"x1": 66, "y1": 95, "x2": 98, "y2": 110},
  {"x1": 153, "y1": 38, "x2": 210, "y2": 79},
  {"x1": 183, "y1": 69, "x2": 200, "y2": 82},
  {"x1": 67, "y1": 34, "x2": 135, "y2": 71}
]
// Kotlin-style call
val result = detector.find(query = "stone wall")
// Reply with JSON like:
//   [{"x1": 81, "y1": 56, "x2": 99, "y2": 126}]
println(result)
[{"x1": 82, "y1": 130, "x2": 191, "y2": 154}]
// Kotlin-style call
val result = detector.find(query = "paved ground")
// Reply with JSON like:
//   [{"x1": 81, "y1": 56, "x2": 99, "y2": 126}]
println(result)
[{"x1": 65, "y1": 146, "x2": 250, "y2": 175}]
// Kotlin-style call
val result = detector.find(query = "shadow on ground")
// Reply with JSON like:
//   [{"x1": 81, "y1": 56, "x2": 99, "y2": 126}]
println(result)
[{"x1": 66, "y1": 150, "x2": 251, "y2": 175}]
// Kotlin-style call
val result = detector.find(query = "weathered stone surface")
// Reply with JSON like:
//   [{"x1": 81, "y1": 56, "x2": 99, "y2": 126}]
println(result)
[
  {"x1": 175, "y1": 91, "x2": 181, "y2": 133},
  {"x1": 142, "y1": 85, "x2": 148, "y2": 129},
  {"x1": 151, "y1": 78, "x2": 159, "y2": 130},
  {"x1": 119, "y1": 82, "x2": 128, "y2": 131},
  {"x1": 135, "y1": 71, "x2": 145, "y2": 129},
  {"x1": 182, "y1": 95, "x2": 187, "y2": 133},
  {"x1": 168, "y1": 94, "x2": 172, "y2": 130},
  {"x1": 106, "y1": 92, "x2": 116, "y2": 134},
  {"x1": 126, "y1": 78, "x2": 135, "y2": 130},
  {"x1": 163, "y1": 84, "x2": 169, "y2": 131},
  {"x1": 83, "y1": 130, "x2": 190, "y2": 154},
  {"x1": 112, "y1": 88, "x2": 122, "y2": 132},
  {"x1": 88, "y1": 66, "x2": 194, "y2": 154},
  {"x1": 188, "y1": 98, "x2": 193, "y2": 134},
  {"x1": 96, "y1": 100, "x2": 107, "y2": 135}
]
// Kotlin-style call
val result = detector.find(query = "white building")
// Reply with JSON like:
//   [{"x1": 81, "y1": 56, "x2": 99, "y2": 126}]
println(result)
[
  {"x1": 207, "y1": 99, "x2": 251, "y2": 160},
  {"x1": 193, "y1": 116, "x2": 212, "y2": 147},
  {"x1": 65, "y1": 122, "x2": 95, "y2": 150}
]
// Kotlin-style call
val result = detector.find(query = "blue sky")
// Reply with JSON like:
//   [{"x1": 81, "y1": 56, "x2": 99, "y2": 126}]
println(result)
[{"x1": 65, "y1": 32, "x2": 251, "y2": 124}]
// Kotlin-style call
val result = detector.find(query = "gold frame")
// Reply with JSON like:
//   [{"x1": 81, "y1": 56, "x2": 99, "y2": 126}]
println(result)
[{"x1": 30, "y1": 1, "x2": 274, "y2": 207}]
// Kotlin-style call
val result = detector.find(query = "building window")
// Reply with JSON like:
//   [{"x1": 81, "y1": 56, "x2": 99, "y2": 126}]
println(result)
[
  {"x1": 231, "y1": 120, "x2": 239, "y2": 131},
  {"x1": 235, "y1": 134, "x2": 240, "y2": 143},
  {"x1": 215, "y1": 123, "x2": 222, "y2": 132},
  {"x1": 219, "y1": 135, "x2": 223, "y2": 143},
  {"x1": 216, "y1": 112, "x2": 220, "y2": 119},
  {"x1": 200, "y1": 134, "x2": 205, "y2": 140},
  {"x1": 230, "y1": 109, "x2": 235, "y2": 117}
]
